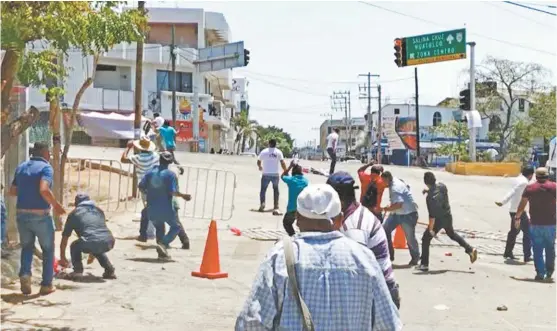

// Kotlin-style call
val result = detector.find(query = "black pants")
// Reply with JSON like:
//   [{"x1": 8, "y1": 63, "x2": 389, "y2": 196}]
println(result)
[
  {"x1": 326, "y1": 148, "x2": 337, "y2": 175},
  {"x1": 283, "y1": 211, "x2": 296, "y2": 236},
  {"x1": 71, "y1": 239, "x2": 115, "y2": 274},
  {"x1": 504, "y1": 212, "x2": 531, "y2": 258},
  {"x1": 421, "y1": 216, "x2": 473, "y2": 267}
]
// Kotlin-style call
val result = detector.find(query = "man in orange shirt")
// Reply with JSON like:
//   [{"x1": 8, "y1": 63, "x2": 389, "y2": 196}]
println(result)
[{"x1": 358, "y1": 162, "x2": 387, "y2": 221}]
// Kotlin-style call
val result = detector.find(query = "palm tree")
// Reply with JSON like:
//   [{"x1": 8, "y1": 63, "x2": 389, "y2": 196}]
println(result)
[{"x1": 231, "y1": 111, "x2": 259, "y2": 154}]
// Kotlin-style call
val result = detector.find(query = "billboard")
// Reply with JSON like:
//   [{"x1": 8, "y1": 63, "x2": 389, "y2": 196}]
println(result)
[
  {"x1": 173, "y1": 120, "x2": 208, "y2": 142},
  {"x1": 382, "y1": 116, "x2": 417, "y2": 150},
  {"x1": 160, "y1": 93, "x2": 209, "y2": 121}
]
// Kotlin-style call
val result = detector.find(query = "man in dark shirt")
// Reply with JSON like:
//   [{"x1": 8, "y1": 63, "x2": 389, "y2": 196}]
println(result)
[
  {"x1": 139, "y1": 152, "x2": 191, "y2": 259},
  {"x1": 59, "y1": 194, "x2": 116, "y2": 279},
  {"x1": 515, "y1": 167, "x2": 556, "y2": 281},
  {"x1": 9, "y1": 142, "x2": 66, "y2": 296},
  {"x1": 416, "y1": 172, "x2": 477, "y2": 271}
]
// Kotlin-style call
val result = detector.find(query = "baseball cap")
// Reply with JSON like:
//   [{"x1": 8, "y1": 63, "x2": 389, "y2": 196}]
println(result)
[
  {"x1": 296, "y1": 184, "x2": 342, "y2": 223},
  {"x1": 326, "y1": 171, "x2": 359, "y2": 189}
]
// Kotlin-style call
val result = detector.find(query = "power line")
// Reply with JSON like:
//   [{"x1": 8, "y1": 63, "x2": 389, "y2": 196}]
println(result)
[
  {"x1": 242, "y1": 69, "x2": 414, "y2": 85},
  {"x1": 522, "y1": 2, "x2": 557, "y2": 9},
  {"x1": 484, "y1": 1, "x2": 555, "y2": 29},
  {"x1": 358, "y1": 1, "x2": 556, "y2": 56},
  {"x1": 250, "y1": 103, "x2": 330, "y2": 111},
  {"x1": 247, "y1": 75, "x2": 332, "y2": 97},
  {"x1": 503, "y1": 1, "x2": 557, "y2": 15}
]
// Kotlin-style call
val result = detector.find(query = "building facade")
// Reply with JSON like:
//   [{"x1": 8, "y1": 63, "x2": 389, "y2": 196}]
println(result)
[{"x1": 27, "y1": 7, "x2": 238, "y2": 153}]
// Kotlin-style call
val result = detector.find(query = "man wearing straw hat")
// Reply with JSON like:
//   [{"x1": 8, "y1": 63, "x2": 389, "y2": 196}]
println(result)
[
  {"x1": 235, "y1": 184, "x2": 401, "y2": 330},
  {"x1": 121, "y1": 136, "x2": 159, "y2": 242}
]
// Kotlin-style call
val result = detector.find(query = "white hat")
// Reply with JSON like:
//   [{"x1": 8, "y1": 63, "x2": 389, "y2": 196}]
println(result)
[{"x1": 296, "y1": 184, "x2": 342, "y2": 223}]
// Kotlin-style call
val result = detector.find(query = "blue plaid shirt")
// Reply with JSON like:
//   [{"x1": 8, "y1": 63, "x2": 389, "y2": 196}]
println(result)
[{"x1": 235, "y1": 232, "x2": 402, "y2": 331}]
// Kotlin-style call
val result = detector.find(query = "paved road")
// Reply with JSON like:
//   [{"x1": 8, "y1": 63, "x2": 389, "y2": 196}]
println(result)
[{"x1": 1, "y1": 147, "x2": 554, "y2": 330}]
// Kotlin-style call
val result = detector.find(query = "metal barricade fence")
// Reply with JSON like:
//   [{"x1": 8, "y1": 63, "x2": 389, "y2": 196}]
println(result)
[
  {"x1": 63, "y1": 158, "x2": 129, "y2": 212},
  {"x1": 124, "y1": 164, "x2": 237, "y2": 221}
]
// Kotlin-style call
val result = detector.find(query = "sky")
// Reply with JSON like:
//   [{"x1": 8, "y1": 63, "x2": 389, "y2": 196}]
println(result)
[{"x1": 153, "y1": 1, "x2": 556, "y2": 147}]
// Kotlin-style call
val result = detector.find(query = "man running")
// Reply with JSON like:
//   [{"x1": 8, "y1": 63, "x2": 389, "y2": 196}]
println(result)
[
  {"x1": 380, "y1": 171, "x2": 420, "y2": 265},
  {"x1": 515, "y1": 167, "x2": 556, "y2": 281},
  {"x1": 257, "y1": 139, "x2": 287, "y2": 215},
  {"x1": 280, "y1": 160, "x2": 308, "y2": 236},
  {"x1": 496, "y1": 166, "x2": 534, "y2": 261},
  {"x1": 326, "y1": 128, "x2": 340, "y2": 175},
  {"x1": 416, "y1": 172, "x2": 477, "y2": 271},
  {"x1": 159, "y1": 120, "x2": 178, "y2": 153},
  {"x1": 139, "y1": 152, "x2": 192, "y2": 259},
  {"x1": 327, "y1": 171, "x2": 401, "y2": 309}
]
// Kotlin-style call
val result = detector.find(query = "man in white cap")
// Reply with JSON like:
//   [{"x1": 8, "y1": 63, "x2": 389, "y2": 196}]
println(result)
[{"x1": 235, "y1": 184, "x2": 401, "y2": 331}]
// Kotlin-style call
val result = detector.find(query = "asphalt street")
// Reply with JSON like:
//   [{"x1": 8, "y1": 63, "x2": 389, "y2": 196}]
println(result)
[{"x1": 1, "y1": 146, "x2": 555, "y2": 331}]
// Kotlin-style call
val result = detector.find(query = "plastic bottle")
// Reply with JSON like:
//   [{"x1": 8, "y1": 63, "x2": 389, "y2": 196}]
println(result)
[{"x1": 227, "y1": 225, "x2": 242, "y2": 236}]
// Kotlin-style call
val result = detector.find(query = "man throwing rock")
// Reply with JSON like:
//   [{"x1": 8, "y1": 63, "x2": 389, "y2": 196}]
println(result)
[{"x1": 326, "y1": 128, "x2": 340, "y2": 175}]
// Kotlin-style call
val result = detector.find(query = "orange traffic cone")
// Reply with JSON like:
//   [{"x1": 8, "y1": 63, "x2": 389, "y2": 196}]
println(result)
[
  {"x1": 192, "y1": 220, "x2": 229, "y2": 279},
  {"x1": 393, "y1": 225, "x2": 407, "y2": 249}
]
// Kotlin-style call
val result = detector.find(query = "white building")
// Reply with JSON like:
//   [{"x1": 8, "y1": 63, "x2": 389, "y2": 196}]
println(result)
[{"x1": 27, "y1": 7, "x2": 239, "y2": 153}]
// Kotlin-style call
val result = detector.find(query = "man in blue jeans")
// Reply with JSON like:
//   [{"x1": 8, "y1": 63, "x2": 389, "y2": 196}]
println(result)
[
  {"x1": 257, "y1": 139, "x2": 287, "y2": 215},
  {"x1": 139, "y1": 152, "x2": 191, "y2": 259},
  {"x1": 379, "y1": 171, "x2": 420, "y2": 265},
  {"x1": 515, "y1": 167, "x2": 556, "y2": 281},
  {"x1": 9, "y1": 142, "x2": 66, "y2": 295}
]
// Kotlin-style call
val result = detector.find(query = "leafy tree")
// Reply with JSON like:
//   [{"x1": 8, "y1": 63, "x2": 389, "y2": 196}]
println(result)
[
  {"x1": 475, "y1": 56, "x2": 550, "y2": 159},
  {"x1": 1, "y1": 1, "x2": 147, "y2": 229},
  {"x1": 432, "y1": 121, "x2": 470, "y2": 162},
  {"x1": 256, "y1": 125, "x2": 295, "y2": 157},
  {"x1": 528, "y1": 87, "x2": 556, "y2": 140}
]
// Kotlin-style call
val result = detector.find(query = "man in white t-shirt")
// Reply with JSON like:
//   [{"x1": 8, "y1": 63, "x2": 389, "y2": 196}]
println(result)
[
  {"x1": 149, "y1": 113, "x2": 165, "y2": 151},
  {"x1": 547, "y1": 136, "x2": 556, "y2": 182},
  {"x1": 257, "y1": 139, "x2": 287, "y2": 215},
  {"x1": 326, "y1": 128, "x2": 340, "y2": 175}
]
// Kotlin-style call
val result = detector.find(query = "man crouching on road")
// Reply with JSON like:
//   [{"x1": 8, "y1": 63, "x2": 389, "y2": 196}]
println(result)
[
  {"x1": 59, "y1": 193, "x2": 116, "y2": 279},
  {"x1": 140, "y1": 151, "x2": 192, "y2": 259}
]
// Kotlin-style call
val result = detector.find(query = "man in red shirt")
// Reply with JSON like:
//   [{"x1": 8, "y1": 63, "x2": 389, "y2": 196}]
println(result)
[
  {"x1": 358, "y1": 162, "x2": 387, "y2": 221},
  {"x1": 515, "y1": 167, "x2": 556, "y2": 281}
]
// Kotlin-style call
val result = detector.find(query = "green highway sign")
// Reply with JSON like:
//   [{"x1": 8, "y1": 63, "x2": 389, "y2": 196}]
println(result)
[{"x1": 404, "y1": 29, "x2": 466, "y2": 66}]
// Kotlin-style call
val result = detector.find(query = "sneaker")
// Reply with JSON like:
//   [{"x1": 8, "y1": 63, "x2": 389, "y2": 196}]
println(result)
[
  {"x1": 102, "y1": 269, "x2": 117, "y2": 280},
  {"x1": 504, "y1": 254, "x2": 517, "y2": 260},
  {"x1": 546, "y1": 271, "x2": 554, "y2": 280},
  {"x1": 272, "y1": 209, "x2": 283, "y2": 216},
  {"x1": 469, "y1": 248, "x2": 478, "y2": 264},
  {"x1": 408, "y1": 258, "x2": 419, "y2": 266},
  {"x1": 258, "y1": 204, "x2": 265, "y2": 212},
  {"x1": 156, "y1": 244, "x2": 171, "y2": 259},
  {"x1": 181, "y1": 240, "x2": 190, "y2": 250},
  {"x1": 524, "y1": 256, "x2": 533, "y2": 263},
  {"x1": 415, "y1": 264, "x2": 429, "y2": 272},
  {"x1": 20, "y1": 276, "x2": 32, "y2": 295},
  {"x1": 39, "y1": 285, "x2": 56, "y2": 295},
  {"x1": 135, "y1": 236, "x2": 147, "y2": 243},
  {"x1": 534, "y1": 274, "x2": 545, "y2": 281}
]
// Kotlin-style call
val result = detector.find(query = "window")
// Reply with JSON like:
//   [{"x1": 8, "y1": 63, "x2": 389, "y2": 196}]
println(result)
[
  {"x1": 433, "y1": 111, "x2": 442, "y2": 127},
  {"x1": 394, "y1": 108, "x2": 400, "y2": 115},
  {"x1": 156, "y1": 70, "x2": 193, "y2": 93},
  {"x1": 518, "y1": 98, "x2": 525, "y2": 112},
  {"x1": 96, "y1": 64, "x2": 117, "y2": 71}
]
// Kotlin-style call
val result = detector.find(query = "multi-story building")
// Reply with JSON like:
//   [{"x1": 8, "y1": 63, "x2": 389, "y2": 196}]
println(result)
[
  {"x1": 319, "y1": 117, "x2": 366, "y2": 157},
  {"x1": 27, "y1": 7, "x2": 237, "y2": 153}
]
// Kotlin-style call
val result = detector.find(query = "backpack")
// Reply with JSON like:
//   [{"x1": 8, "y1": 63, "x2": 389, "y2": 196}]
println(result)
[{"x1": 361, "y1": 180, "x2": 379, "y2": 209}]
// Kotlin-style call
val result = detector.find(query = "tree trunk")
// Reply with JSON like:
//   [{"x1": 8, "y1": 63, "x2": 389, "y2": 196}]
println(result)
[
  {"x1": 1, "y1": 49, "x2": 21, "y2": 122},
  {"x1": 1, "y1": 106, "x2": 40, "y2": 158},
  {"x1": 241, "y1": 134, "x2": 246, "y2": 153},
  {"x1": 60, "y1": 55, "x2": 99, "y2": 196},
  {"x1": 49, "y1": 98, "x2": 63, "y2": 230}
]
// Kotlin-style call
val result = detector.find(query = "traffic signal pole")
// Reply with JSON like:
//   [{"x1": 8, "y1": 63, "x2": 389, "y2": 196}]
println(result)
[
  {"x1": 414, "y1": 67, "x2": 421, "y2": 160},
  {"x1": 468, "y1": 41, "x2": 477, "y2": 162}
]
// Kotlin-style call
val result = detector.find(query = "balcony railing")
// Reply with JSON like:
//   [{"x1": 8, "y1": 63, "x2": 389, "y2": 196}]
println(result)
[{"x1": 103, "y1": 43, "x2": 197, "y2": 66}]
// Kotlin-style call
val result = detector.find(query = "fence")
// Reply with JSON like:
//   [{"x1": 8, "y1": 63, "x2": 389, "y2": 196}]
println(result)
[{"x1": 62, "y1": 158, "x2": 237, "y2": 221}]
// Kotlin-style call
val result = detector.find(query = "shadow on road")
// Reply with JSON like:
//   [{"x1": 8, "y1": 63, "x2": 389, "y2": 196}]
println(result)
[
  {"x1": 1, "y1": 293, "x2": 41, "y2": 304},
  {"x1": 57, "y1": 272, "x2": 106, "y2": 283},
  {"x1": 510, "y1": 276, "x2": 555, "y2": 284},
  {"x1": 392, "y1": 264, "x2": 413, "y2": 270},
  {"x1": 126, "y1": 257, "x2": 176, "y2": 264},
  {"x1": 413, "y1": 269, "x2": 476, "y2": 275},
  {"x1": 504, "y1": 259, "x2": 527, "y2": 266}
]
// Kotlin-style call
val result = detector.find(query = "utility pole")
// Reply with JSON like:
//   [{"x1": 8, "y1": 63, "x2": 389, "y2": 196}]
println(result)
[
  {"x1": 171, "y1": 24, "x2": 177, "y2": 126},
  {"x1": 468, "y1": 41, "x2": 477, "y2": 162},
  {"x1": 377, "y1": 85, "x2": 383, "y2": 164},
  {"x1": 414, "y1": 67, "x2": 421, "y2": 161},
  {"x1": 358, "y1": 73, "x2": 380, "y2": 161},
  {"x1": 133, "y1": 0, "x2": 145, "y2": 196},
  {"x1": 331, "y1": 91, "x2": 351, "y2": 155}
]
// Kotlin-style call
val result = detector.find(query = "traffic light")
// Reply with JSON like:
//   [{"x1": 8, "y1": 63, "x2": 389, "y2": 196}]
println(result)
[
  {"x1": 459, "y1": 89, "x2": 471, "y2": 110},
  {"x1": 394, "y1": 38, "x2": 407, "y2": 68},
  {"x1": 243, "y1": 49, "x2": 250, "y2": 66}
]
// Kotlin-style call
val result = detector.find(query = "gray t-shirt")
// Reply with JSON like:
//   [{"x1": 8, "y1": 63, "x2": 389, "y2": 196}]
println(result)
[{"x1": 63, "y1": 202, "x2": 113, "y2": 243}]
